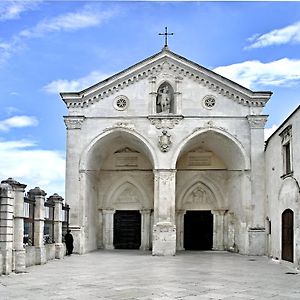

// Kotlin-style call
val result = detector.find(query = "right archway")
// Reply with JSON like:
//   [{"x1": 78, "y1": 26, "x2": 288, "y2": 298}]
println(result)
[{"x1": 175, "y1": 128, "x2": 250, "y2": 252}]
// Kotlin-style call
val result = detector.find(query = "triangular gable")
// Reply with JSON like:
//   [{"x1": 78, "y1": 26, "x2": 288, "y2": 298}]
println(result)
[{"x1": 60, "y1": 47, "x2": 272, "y2": 108}]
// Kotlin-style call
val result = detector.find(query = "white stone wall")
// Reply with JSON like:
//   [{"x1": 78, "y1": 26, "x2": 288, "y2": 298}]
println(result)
[{"x1": 265, "y1": 107, "x2": 300, "y2": 268}]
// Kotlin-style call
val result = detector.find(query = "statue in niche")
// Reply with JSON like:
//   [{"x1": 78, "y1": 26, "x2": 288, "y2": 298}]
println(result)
[{"x1": 156, "y1": 83, "x2": 174, "y2": 114}]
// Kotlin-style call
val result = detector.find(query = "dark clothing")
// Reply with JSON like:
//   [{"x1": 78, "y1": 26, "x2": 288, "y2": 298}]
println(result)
[{"x1": 65, "y1": 232, "x2": 74, "y2": 255}]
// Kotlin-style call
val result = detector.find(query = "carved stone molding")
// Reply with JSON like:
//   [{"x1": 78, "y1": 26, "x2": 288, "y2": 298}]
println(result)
[
  {"x1": 64, "y1": 116, "x2": 85, "y2": 130},
  {"x1": 103, "y1": 121, "x2": 135, "y2": 132},
  {"x1": 158, "y1": 130, "x2": 172, "y2": 152},
  {"x1": 247, "y1": 115, "x2": 268, "y2": 129},
  {"x1": 148, "y1": 115, "x2": 183, "y2": 129}
]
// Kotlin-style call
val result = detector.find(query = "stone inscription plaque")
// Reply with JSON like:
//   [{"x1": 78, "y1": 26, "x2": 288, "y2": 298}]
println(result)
[
  {"x1": 188, "y1": 154, "x2": 212, "y2": 167},
  {"x1": 115, "y1": 155, "x2": 138, "y2": 167}
]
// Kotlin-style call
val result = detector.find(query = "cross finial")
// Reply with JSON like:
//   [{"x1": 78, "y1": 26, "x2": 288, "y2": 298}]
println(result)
[{"x1": 159, "y1": 27, "x2": 174, "y2": 49}]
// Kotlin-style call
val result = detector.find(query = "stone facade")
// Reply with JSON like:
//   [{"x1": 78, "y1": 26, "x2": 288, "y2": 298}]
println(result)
[
  {"x1": 61, "y1": 47, "x2": 273, "y2": 257},
  {"x1": 265, "y1": 106, "x2": 300, "y2": 268}
]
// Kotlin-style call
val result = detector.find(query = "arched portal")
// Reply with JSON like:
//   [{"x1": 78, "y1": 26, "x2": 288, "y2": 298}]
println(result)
[
  {"x1": 79, "y1": 128, "x2": 155, "y2": 252},
  {"x1": 282, "y1": 209, "x2": 294, "y2": 262},
  {"x1": 175, "y1": 127, "x2": 249, "y2": 252}
]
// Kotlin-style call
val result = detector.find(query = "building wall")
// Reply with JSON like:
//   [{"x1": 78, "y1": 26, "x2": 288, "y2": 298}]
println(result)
[{"x1": 265, "y1": 107, "x2": 300, "y2": 267}]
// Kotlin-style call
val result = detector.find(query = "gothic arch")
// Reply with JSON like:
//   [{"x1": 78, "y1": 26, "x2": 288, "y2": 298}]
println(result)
[
  {"x1": 172, "y1": 127, "x2": 250, "y2": 170},
  {"x1": 176, "y1": 175, "x2": 225, "y2": 210},
  {"x1": 104, "y1": 177, "x2": 152, "y2": 210},
  {"x1": 79, "y1": 127, "x2": 158, "y2": 171}
]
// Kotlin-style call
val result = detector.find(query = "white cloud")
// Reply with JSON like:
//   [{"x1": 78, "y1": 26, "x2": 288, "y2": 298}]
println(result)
[
  {"x1": 0, "y1": 139, "x2": 65, "y2": 196},
  {"x1": 44, "y1": 70, "x2": 111, "y2": 93},
  {"x1": 0, "y1": 5, "x2": 118, "y2": 65},
  {"x1": 19, "y1": 5, "x2": 117, "y2": 38},
  {"x1": 264, "y1": 124, "x2": 278, "y2": 141},
  {"x1": 213, "y1": 58, "x2": 300, "y2": 89},
  {"x1": 247, "y1": 21, "x2": 300, "y2": 49},
  {"x1": 0, "y1": 0, "x2": 42, "y2": 21},
  {"x1": 0, "y1": 115, "x2": 38, "y2": 131}
]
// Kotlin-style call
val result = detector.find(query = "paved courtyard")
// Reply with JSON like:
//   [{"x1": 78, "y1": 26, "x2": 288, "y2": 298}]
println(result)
[{"x1": 0, "y1": 251, "x2": 299, "y2": 300}]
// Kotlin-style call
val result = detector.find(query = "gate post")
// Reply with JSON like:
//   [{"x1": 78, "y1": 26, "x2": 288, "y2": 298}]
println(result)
[
  {"x1": 28, "y1": 187, "x2": 47, "y2": 265},
  {"x1": 140, "y1": 209, "x2": 151, "y2": 250},
  {"x1": 103, "y1": 209, "x2": 115, "y2": 249}
]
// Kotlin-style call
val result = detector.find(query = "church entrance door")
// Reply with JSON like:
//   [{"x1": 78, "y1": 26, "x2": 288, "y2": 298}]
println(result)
[
  {"x1": 113, "y1": 210, "x2": 141, "y2": 249},
  {"x1": 282, "y1": 209, "x2": 293, "y2": 262},
  {"x1": 184, "y1": 210, "x2": 213, "y2": 250}
]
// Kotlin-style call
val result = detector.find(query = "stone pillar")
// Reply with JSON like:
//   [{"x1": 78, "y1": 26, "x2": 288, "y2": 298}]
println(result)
[
  {"x1": 64, "y1": 116, "x2": 85, "y2": 254},
  {"x1": 174, "y1": 76, "x2": 183, "y2": 114},
  {"x1": 247, "y1": 115, "x2": 268, "y2": 255},
  {"x1": 152, "y1": 170, "x2": 176, "y2": 256},
  {"x1": 102, "y1": 209, "x2": 115, "y2": 250},
  {"x1": 140, "y1": 209, "x2": 151, "y2": 250},
  {"x1": 2, "y1": 178, "x2": 27, "y2": 273},
  {"x1": 28, "y1": 187, "x2": 47, "y2": 264},
  {"x1": 212, "y1": 210, "x2": 227, "y2": 251},
  {"x1": 149, "y1": 76, "x2": 157, "y2": 114},
  {"x1": 176, "y1": 210, "x2": 185, "y2": 250},
  {"x1": 48, "y1": 193, "x2": 64, "y2": 259},
  {"x1": 0, "y1": 183, "x2": 14, "y2": 274}
]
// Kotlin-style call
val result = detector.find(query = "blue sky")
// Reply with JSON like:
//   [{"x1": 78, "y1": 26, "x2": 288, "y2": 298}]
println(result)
[{"x1": 1, "y1": 0, "x2": 300, "y2": 197}]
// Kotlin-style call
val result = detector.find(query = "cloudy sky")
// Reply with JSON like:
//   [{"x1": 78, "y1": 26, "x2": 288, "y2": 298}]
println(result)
[{"x1": 1, "y1": 0, "x2": 300, "y2": 197}]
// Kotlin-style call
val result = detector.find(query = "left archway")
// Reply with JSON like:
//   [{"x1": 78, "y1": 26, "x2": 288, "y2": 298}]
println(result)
[{"x1": 79, "y1": 128, "x2": 156, "y2": 252}]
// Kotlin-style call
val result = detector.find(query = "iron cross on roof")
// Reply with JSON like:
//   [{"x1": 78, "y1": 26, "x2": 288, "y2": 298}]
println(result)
[{"x1": 159, "y1": 27, "x2": 174, "y2": 48}]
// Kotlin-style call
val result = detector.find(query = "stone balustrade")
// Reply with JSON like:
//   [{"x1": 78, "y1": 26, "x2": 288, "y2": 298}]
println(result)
[{"x1": 0, "y1": 178, "x2": 69, "y2": 275}]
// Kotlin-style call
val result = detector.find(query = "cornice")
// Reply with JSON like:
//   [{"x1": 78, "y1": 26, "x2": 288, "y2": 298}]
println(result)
[{"x1": 61, "y1": 51, "x2": 272, "y2": 109}]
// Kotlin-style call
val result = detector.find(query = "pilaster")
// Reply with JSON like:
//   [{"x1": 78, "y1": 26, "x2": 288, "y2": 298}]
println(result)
[
  {"x1": 48, "y1": 193, "x2": 65, "y2": 259},
  {"x1": 1, "y1": 178, "x2": 27, "y2": 273},
  {"x1": 152, "y1": 170, "x2": 176, "y2": 256},
  {"x1": 28, "y1": 187, "x2": 47, "y2": 265},
  {"x1": 211, "y1": 210, "x2": 227, "y2": 251},
  {"x1": 102, "y1": 209, "x2": 115, "y2": 250},
  {"x1": 140, "y1": 209, "x2": 151, "y2": 250},
  {"x1": 176, "y1": 210, "x2": 185, "y2": 250}
]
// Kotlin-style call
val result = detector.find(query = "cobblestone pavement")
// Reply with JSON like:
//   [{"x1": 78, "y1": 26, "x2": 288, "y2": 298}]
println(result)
[{"x1": 0, "y1": 251, "x2": 299, "y2": 300}]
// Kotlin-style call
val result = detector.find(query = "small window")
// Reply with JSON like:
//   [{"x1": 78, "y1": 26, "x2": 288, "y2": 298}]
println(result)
[{"x1": 280, "y1": 125, "x2": 292, "y2": 176}]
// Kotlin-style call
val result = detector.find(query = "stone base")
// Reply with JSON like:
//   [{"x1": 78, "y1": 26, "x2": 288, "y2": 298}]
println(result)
[
  {"x1": 55, "y1": 243, "x2": 65, "y2": 259},
  {"x1": 152, "y1": 222, "x2": 176, "y2": 256},
  {"x1": 70, "y1": 226, "x2": 84, "y2": 254},
  {"x1": 1, "y1": 250, "x2": 12, "y2": 275},
  {"x1": 248, "y1": 228, "x2": 266, "y2": 256},
  {"x1": 14, "y1": 249, "x2": 26, "y2": 273},
  {"x1": 35, "y1": 246, "x2": 46, "y2": 265}
]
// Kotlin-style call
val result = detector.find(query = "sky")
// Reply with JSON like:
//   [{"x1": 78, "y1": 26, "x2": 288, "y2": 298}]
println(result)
[{"x1": 1, "y1": 0, "x2": 300, "y2": 197}]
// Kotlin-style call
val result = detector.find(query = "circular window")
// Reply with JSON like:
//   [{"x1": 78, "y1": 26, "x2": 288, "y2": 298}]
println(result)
[
  {"x1": 114, "y1": 95, "x2": 129, "y2": 111},
  {"x1": 203, "y1": 95, "x2": 216, "y2": 109}
]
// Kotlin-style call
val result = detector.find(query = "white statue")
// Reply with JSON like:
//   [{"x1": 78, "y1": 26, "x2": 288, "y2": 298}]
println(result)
[{"x1": 157, "y1": 85, "x2": 171, "y2": 113}]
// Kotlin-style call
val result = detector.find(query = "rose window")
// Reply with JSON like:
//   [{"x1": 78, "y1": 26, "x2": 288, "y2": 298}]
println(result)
[
  {"x1": 114, "y1": 96, "x2": 129, "y2": 111},
  {"x1": 203, "y1": 96, "x2": 216, "y2": 109}
]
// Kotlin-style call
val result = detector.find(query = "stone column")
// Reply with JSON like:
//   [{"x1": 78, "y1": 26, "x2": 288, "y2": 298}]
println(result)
[
  {"x1": 174, "y1": 76, "x2": 183, "y2": 114},
  {"x1": 102, "y1": 209, "x2": 115, "y2": 250},
  {"x1": 152, "y1": 170, "x2": 176, "y2": 256},
  {"x1": 212, "y1": 210, "x2": 227, "y2": 251},
  {"x1": 0, "y1": 183, "x2": 14, "y2": 274},
  {"x1": 247, "y1": 115, "x2": 268, "y2": 255},
  {"x1": 176, "y1": 210, "x2": 185, "y2": 250},
  {"x1": 140, "y1": 209, "x2": 151, "y2": 250},
  {"x1": 2, "y1": 178, "x2": 27, "y2": 273},
  {"x1": 28, "y1": 187, "x2": 47, "y2": 264},
  {"x1": 64, "y1": 116, "x2": 85, "y2": 254},
  {"x1": 149, "y1": 76, "x2": 157, "y2": 114},
  {"x1": 48, "y1": 193, "x2": 64, "y2": 259}
]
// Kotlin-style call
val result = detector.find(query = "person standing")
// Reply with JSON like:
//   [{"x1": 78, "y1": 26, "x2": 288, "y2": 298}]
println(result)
[{"x1": 65, "y1": 230, "x2": 74, "y2": 256}]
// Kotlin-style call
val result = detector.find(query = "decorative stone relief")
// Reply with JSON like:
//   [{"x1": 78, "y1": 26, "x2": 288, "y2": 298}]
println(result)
[
  {"x1": 114, "y1": 147, "x2": 139, "y2": 153},
  {"x1": 247, "y1": 115, "x2": 268, "y2": 129},
  {"x1": 64, "y1": 116, "x2": 85, "y2": 129},
  {"x1": 202, "y1": 95, "x2": 216, "y2": 109},
  {"x1": 148, "y1": 116, "x2": 183, "y2": 129},
  {"x1": 279, "y1": 125, "x2": 292, "y2": 144},
  {"x1": 185, "y1": 185, "x2": 212, "y2": 205},
  {"x1": 113, "y1": 95, "x2": 129, "y2": 111},
  {"x1": 158, "y1": 130, "x2": 172, "y2": 152},
  {"x1": 103, "y1": 122, "x2": 135, "y2": 131}
]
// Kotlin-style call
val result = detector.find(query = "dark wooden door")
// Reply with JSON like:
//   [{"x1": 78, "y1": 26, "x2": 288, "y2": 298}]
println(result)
[
  {"x1": 282, "y1": 209, "x2": 294, "y2": 262},
  {"x1": 113, "y1": 210, "x2": 141, "y2": 249},
  {"x1": 184, "y1": 210, "x2": 213, "y2": 250}
]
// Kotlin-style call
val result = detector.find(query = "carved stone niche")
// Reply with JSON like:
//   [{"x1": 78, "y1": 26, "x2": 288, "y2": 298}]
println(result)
[{"x1": 156, "y1": 82, "x2": 174, "y2": 114}]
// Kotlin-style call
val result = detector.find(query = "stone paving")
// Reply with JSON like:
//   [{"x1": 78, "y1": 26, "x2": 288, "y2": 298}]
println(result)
[{"x1": 0, "y1": 251, "x2": 299, "y2": 300}]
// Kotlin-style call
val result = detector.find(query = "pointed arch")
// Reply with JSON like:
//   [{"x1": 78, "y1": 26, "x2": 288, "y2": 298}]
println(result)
[{"x1": 172, "y1": 127, "x2": 250, "y2": 170}]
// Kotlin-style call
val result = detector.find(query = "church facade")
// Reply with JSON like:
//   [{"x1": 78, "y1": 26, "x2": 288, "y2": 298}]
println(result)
[{"x1": 61, "y1": 47, "x2": 274, "y2": 257}]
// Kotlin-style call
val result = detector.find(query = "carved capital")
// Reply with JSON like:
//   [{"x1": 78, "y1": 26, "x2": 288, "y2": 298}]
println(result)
[
  {"x1": 148, "y1": 115, "x2": 183, "y2": 129},
  {"x1": 64, "y1": 116, "x2": 85, "y2": 130},
  {"x1": 247, "y1": 115, "x2": 268, "y2": 129}
]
